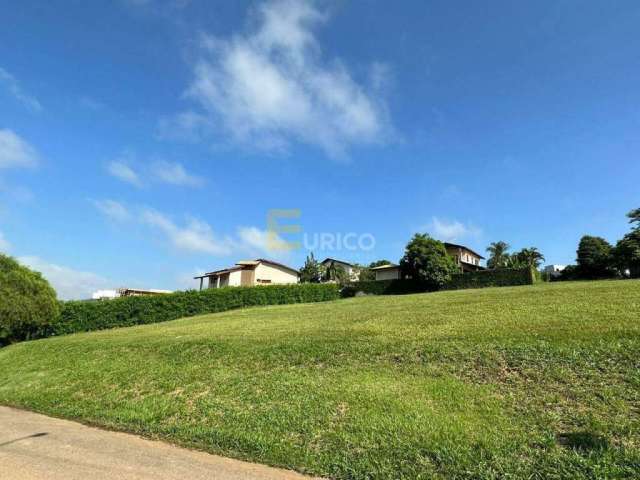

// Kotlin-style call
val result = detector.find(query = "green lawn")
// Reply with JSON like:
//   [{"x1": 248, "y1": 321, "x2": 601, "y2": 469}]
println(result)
[{"x1": 1, "y1": 280, "x2": 639, "y2": 479}]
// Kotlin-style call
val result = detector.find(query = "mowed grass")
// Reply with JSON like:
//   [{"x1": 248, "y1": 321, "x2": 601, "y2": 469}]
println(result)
[{"x1": 1, "y1": 281, "x2": 640, "y2": 479}]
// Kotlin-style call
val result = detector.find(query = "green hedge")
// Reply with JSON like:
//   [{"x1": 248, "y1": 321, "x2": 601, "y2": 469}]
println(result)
[
  {"x1": 444, "y1": 267, "x2": 536, "y2": 290},
  {"x1": 341, "y1": 279, "x2": 430, "y2": 297},
  {"x1": 52, "y1": 283, "x2": 339, "y2": 337},
  {"x1": 343, "y1": 268, "x2": 535, "y2": 297}
]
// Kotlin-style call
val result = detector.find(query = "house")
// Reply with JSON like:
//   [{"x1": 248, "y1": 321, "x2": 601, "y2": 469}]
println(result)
[
  {"x1": 194, "y1": 259, "x2": 299, "y2": 290},
  {"x1": 444, "y1": 242, "x2": 485, "y2": 273},
  {"x1": 370, "y1": 263, "x2": 402, "y2": 281},
  {"x1": 118, "y1": 288, "x2": 172, "y2": 297},
  {"x1": 543, "y1": 265, "x2": 566, "y2": 278},
  {"x1": 319, "y1": 258, "x2": 361, "y2": 281}
]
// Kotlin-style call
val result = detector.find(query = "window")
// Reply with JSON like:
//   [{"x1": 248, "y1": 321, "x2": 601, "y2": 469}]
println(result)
[{"x1": 257, "y1": 279, "x2": 272, "y2": 284}]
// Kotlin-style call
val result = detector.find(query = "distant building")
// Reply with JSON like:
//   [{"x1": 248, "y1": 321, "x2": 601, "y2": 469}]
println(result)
[
  {"x1": 370, "y1": 263, "x2": 402, "y2": 281},
  {"x1": 118, "y1": 288, "x2": 173, "y2": 297},
  {"x1": 92, "y1": 289, "x2": 119, "y2": 300},
  {"x1": 91, "y1": 288, "x2": 172, "y2": 300},
  {"x1": 195, "y1": 259, "x2": 299, "y2": 290},
  {"x1": 543, "y1": 265, "x2": 566, "y2": 278},
  {"x1": 444, "y1": 242, "x2": 485, "y2": 273},
  {"x1": 319, "y1": 258, "x2": 361, "y2": 282}
]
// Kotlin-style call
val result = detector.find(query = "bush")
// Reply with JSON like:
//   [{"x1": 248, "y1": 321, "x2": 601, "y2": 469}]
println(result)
[
  {"x1": 344, "y1": 268, "x2": 535, "y2": 297},
  {"x1": 341, "y1": 279, "x2": 430, "y2": 297},
  {"x1": 400, "y1": 234, "x2": 458, "y2": 289},
  {"x1": 54, "y1": 283, "x2": 339, "y2": 336},
  {"x1": 444, "y1": 267, "x2": 536, "y2": 290},
  {"x1": 0, "y1": 254, "x2": 60, "y2": 345}
]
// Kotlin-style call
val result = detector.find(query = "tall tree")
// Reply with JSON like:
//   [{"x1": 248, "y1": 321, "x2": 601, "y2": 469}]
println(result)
[
  {"x1": 517, "y1": 247, "x2": 545, "y2": 268},
  {"x1": 576, "y1": 235, "x2": 615, "y2": 279},
  {"x1": 627, "y1": 208, "x2": 640, "y2": 230},
  {"x1": 299, "y1": 253, "x2": 323, "y2": 283},
  {"x1": 486, "y1": 241, "x2": 510, "y2": 269},
  {"x1": 0, "y1": 254, "x2": 60, "y2": 346},
  {"x1": 400, "y1": 234, "x2": 458, "y2": 289}
]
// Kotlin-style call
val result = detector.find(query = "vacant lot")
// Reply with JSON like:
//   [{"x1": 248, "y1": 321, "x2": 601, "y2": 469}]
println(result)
[{"x1": 1, "y1": 281, "x2": 639, "y2": 479}]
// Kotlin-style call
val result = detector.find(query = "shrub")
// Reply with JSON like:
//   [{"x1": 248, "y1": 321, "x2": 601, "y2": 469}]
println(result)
[
  {"x1": 576, "y1": 235, "x2": 616, "y2": 279},
  {"x1": 344, "y1": 268, "x2": 535, "y2": 297},
  {"x1": 54, "y1": 283, "x2": 339, "y2": 336},
  {"x1": 0, "y1": 254, "x2": 60, "y2": 345},
  {"x1": 444, "y1": 267, "x2": 536, "y2": 290},
  {"x1": 400, "y1": 234, "x2": 458, "y2": 289}
]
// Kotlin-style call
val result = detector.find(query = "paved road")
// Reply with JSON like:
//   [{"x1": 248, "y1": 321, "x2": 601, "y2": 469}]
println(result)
[{"x1": 0, "y1": 406, "x2": 318, "y2": 480}]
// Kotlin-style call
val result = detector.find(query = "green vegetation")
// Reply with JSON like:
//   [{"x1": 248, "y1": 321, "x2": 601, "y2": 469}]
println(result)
[
  {"x1": 0, "y1": 253, "x2": 59, "y2": 346},
  {"x1": 445, "y1": 266, "x2": 536, "y2": 290},
  {"x1": 55, "y1": 283, "x2": 338, "y2": 337},
  {"x1": 400, "y1": 234, "x2": 458, "y2": 288},
  {"x1": 1, "y1": 280, "x2": 639, "y2": 479}
]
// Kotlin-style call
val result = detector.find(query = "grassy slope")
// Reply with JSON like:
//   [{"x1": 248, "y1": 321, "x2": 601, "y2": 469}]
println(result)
[{"x1": 1, "y1": 280, "x2": 639, "y2": 479}]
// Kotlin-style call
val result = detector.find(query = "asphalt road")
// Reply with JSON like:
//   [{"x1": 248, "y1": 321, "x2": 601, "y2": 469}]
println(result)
[{"x1": 0, "y1": 406, "x2": 318, "y2": 480}]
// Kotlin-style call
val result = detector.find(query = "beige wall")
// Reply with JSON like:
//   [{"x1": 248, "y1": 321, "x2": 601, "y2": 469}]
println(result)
[
  {"x1": 375, "y1": 268, "x2": 401, "y2": 281},
  {"x1": 254, "y1": 263, "x2": 299, "y2": 285},
  {"x1": 228, "y1": 270, "x2": 242, "y2": 286}
]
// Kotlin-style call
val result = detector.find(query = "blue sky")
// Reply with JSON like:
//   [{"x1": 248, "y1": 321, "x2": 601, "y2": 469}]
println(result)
[{"x1": 1, "y1": 0, "x2": 638, "y2": 299}]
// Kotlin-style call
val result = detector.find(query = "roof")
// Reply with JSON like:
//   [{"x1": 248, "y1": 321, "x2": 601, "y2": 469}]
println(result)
[
  {"x1": 320, "y1": 258, "x2": 354, "y2": 267},
  {"x1": 194, "y1": 259, "x2": 299, "y2": 279},
  {"x1": 443, "y1": 242, "x2": 485, "y2": 259},
  {"x1": 369, "y1": 263, "x2": 400, "y2": 270}
]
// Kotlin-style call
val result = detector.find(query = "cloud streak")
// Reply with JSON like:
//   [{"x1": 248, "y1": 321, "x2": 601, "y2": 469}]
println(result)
[
  {"x1": 176, "y1": 0, "x2": 391, "y2": 158},
  {"x1": 427, "y1": 217, "x2": 482, "y2": 242},
  {"x1": 0, "y1": 67, "x2": 42, "y2": 113},
  {"x1": 0, "y1": 129, "x2": 39, "y2": 169}
]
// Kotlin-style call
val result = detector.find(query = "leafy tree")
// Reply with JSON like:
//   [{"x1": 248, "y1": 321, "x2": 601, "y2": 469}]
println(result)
[
  {"x1": 323, "y1": 260, "x2": 348, "y2": 284},
  {"x1": 486, "y1": 241, "x2": 510, "y2": 269},
  {"x1": 0, "y1": 253, "x2": 60, "y2": 345},
  {"x1": 400, "y1": 234, "x2": 458, "y2": 289},
  {"x1": 627, "y1": 207, "x2": 640, "y2": 230},
  {"x1": 614, "y1": 208, "x2": 640, "y2": 278},
  {"x1": 576, "y1": 235, "x2": 615, "y2": 279},
  {"x1": 299, "y1": 253, "x2": 323, "y2": 283}
]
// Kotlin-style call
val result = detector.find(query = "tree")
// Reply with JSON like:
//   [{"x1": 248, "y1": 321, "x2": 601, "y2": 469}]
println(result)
[
  {"x1": 323, "y1": 260, "x2": 348, "y2": 284},
  {"x1": 400, "y1": 234, "x2": 458, "y2": 289},
  {"x1": 627, "y1": 208, "x2": 640, "y2": 230},
  {"x1": 299, "y1": 253, "x2": 323, "y2": 283},
  {"x1": 576, "y1": 235, "x2": 615, "y2": 279},
  {"x1": 614, "y1": 208, "x2": 640, "y2": 278},
  {"x1": 486, "y1": 241, "x2": 510, "y2": 269},
  {"x1": 0, "y1": 254, "x2": 60, "y2": 345},
  {"x1": 516, "y1": 247, "x2": 545, "y2": 269}
]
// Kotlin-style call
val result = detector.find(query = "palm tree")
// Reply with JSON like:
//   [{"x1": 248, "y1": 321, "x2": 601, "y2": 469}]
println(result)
[
  {"x1": 486, "y1": 241, "x2": 510, "y2": 269},
  {"x1": 517, "y1": 247, "x2": 545, "y2": 268}
]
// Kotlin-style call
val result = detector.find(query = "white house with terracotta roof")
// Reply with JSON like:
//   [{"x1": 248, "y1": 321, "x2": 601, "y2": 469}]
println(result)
[
  {"x1": 319, "y1": 258, "x2": 361, "y2": 282},
  {"x1": 194, "y1": 259, "x2": 299, "y2": 290}
]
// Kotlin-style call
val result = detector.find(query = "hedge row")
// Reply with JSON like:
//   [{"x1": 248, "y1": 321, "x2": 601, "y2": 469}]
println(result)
[
  {"x1": 52, "y1": 283, "x2": 340, "y2": 336},
  {"x1": 444, "y1": 267, "x2": 537, "y2": 290},
  {"x1": 343, "y1": 267, "x2": 535, "y2": 297}
]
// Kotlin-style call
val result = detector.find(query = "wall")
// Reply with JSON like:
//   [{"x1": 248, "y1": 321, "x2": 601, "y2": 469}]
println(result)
[
  {"x1": 254, "y1": 263, "x2": 299, "y2": 285},
  {"x1": 375, "y1": 268, "x2": 401, "y2": 281}
]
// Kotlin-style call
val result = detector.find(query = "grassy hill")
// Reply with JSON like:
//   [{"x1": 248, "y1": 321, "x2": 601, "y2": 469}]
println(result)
[{"x1": 1, "y1": 280, "x2": 639, "y2": 479}]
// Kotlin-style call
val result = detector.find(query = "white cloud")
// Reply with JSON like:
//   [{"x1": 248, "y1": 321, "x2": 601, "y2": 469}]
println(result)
[
  {"x1": 179, "y1": 0, "x2": 391, "y2": 158},
  {"x1": 0, "y1": 231, "x2": 11, "y2": 251},
  {"x1": 17, "y1": 255, "x2": 112, "y2": 300},
  {"x1": 0, "y1": 67, "x2": 42, "y2": 113},
  {"x1": 427, "y1": 217, "x2": 482, "y2": 242},
  {"x1": 107, "y1": 159, "x2": 142, "y2": 187},
  {"x1": 0, "y1": 129, "x2": 39, "y2": 169},
  {"x1": 91, "y1": 199, "x2": 131, "y2": 222},
  {"x1": 236, "y1": 226, "x2": 289, "y2": 258},
  {"x1": 151, "y1": 161, "x2": 204, "y2": 187},
  {"x1": 141, "y1": 209, "x2": 233, "y2": 255}
]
